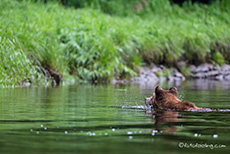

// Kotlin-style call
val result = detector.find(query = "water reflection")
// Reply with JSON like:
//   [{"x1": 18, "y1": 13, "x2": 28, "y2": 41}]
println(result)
[
  {"x1": 182, "y1": 79, "x2": 230, "y2": 90},
  {"x1": 146, "y1": 110, "x2": 179, "y2": 134},
  {"x1": 135, "y1": 79, "x2": 230, "y2": 95}
]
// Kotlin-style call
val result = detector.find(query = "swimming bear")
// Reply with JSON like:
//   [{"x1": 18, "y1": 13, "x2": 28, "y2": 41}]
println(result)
[{"x1": 145, "y1": 86, "x2": 210, "y2": 111}]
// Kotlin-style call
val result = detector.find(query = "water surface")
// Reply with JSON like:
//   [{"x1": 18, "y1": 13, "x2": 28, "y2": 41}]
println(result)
[{"x1": 1, "y1": 80, "x2": 230, "y2": 154}]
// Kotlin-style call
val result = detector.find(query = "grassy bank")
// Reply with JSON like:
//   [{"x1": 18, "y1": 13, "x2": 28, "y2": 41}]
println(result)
[{"x1": 0, "y1": 0, "x2": 230, "y2": 86}]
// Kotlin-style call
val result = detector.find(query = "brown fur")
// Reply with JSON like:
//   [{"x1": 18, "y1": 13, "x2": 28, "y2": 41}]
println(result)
[{"x1": 145, "y1": 86, "x2": 209, "y2": 111}]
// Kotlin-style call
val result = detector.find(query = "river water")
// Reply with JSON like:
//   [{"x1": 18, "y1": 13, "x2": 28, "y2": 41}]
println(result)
[{"x1": 0, "y1": 80, "x2": 230, "y2": 154}]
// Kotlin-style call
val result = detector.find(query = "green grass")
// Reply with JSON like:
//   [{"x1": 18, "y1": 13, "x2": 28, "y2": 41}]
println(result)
[
  {"x1": 0, "y1": 0, "x2": 230, "y2": 86},
  {"x1": 0, "y1": 37, "x2": 44, "y2": 87}
]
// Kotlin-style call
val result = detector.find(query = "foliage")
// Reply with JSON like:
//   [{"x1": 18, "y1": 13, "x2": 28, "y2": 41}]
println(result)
[{"x1": 0, "y1": 0, "x2": 230, "y2": 86}]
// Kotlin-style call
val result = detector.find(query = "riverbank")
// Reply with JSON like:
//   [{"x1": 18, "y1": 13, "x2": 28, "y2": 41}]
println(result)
[
  {"x1": 0, "y1": 0, "x2": 230, "y2": 87},
  {"x1": 113, "y1": 63, "x2": 230, "y2": 86}
]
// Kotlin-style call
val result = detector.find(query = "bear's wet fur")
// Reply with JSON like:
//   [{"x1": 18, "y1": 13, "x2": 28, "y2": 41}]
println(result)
[{"x1": 145, "y1": 86, "x2": 210, "y2": 111}]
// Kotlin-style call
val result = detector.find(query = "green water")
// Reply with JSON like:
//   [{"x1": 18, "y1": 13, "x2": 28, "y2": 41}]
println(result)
[{"x1": 1, "y1": 80, "x2": 230, "y2": 154}]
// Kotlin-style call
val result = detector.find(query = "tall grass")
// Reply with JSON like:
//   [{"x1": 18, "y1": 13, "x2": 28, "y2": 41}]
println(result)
[
  {"x1": 0, "y1": 0, "x2": 230, "y2": 86},
  {"x1": 0, "y1": 37, "x2": 43, "y2": 87}
]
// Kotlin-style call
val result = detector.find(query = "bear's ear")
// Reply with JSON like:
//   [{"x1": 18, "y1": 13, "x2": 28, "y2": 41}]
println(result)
[
  {"x1": 155, "y1": 86, "x2": 163, "y2": 95},
  {"x1": 169, "y1": 87, "x2": 178, "y2": 97},
  {"x1": 155, "y1": 86, "x2": 164, "y2": 100}
]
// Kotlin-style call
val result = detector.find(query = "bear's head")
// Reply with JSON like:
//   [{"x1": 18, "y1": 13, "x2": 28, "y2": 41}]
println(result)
[
  {"x1": 155, "y1": 86, "x2": 178, "y2": 100},
  {"x1": 145, "y1": 86, "x2": 179, "y2": 108}
]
